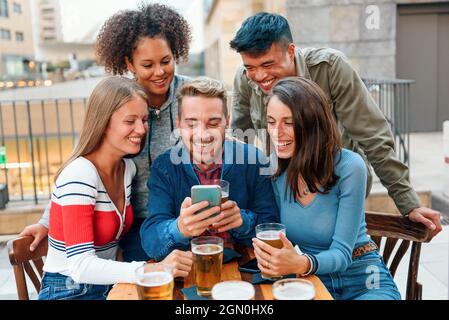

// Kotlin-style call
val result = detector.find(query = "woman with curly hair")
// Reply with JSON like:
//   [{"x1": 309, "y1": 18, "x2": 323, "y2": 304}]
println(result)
[{"x1": 20, "y1": 3, "x2": 194, "y2": 278}]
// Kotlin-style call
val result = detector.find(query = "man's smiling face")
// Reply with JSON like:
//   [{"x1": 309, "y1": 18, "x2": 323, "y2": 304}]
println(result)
[{"x1": 241, "y1": 42, "x2": 297, "y2": 94}]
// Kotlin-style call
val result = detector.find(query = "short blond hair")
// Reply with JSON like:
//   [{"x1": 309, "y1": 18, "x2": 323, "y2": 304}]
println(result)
[{"x1": 176, "y1": 76, "x2": 227, "y2": 117}]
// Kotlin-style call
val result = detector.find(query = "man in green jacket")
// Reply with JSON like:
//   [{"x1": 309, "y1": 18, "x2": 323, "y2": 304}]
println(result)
[{"x1": 229, "y1": 12, "x2": 441, "y2": 238}]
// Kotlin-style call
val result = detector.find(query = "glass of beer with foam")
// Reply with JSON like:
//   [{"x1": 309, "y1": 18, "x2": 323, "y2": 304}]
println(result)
[
  {"x1": 203, "y1": 179, "x2": 229, "y2": 204},
  {"x1": 135, "y1": 263, "x2": 174, "y2": 300},
  {"x1": 255, "y1": 223, "x2": 286, "y2": 280},
  {"x1": 202, "y1": 179, "x2": 229, "y2": 232},
  {"x1": 191, "y1": 236, "x2": 224, "y2": 297},
  {"x1": 272, "y1": 278, "x2": 315, "y2": 300},
  {"x1": 212, "y1": 281, "x2": 255, "y2": 300}
]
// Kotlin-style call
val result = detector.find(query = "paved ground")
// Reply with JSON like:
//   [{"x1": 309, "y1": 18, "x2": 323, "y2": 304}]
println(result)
[{"x1": 0, "y1": 131, "x2": 447, "y2": 300}]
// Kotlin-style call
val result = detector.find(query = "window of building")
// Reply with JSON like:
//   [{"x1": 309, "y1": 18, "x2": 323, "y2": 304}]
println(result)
[
  {"x1": 0, "y1": 28, "x2": 11, "y2": 40},
  {"x1": 41, "y1": 8, "x2": 54, "y2": 14},
  {"x1": 0, "y1": 0, "x2": 9, "y2": 18},
  {"x1": 16, "y1": 31, "x2": 23, "y2": 41},
  {"x1": 13, "y1": 2, "x2": 21, "y2": 14},
  {"x1": 4, "y1": 55, "x2": 25, "y2": 78}
]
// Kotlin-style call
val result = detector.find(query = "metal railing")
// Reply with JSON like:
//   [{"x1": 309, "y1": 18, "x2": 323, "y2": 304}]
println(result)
[
  {"x1": 362, "y1": 78, "x2": 413, "y2": 166},
  {"x1": 0, "y1": 97, "x2": 87, "y2": 204},
  {"x1": 0, "y1": 78, "x2": 413, "y2": 203}
]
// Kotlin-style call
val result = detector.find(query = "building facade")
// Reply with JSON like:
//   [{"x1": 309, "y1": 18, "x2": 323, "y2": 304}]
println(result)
[
  {"x1": 0, "y1": 0, "x2": 35, "y2": 83},
  {"x1": 204, "y1": 0, "x2": 286, "y2": 90},
  {"x1": 30, "y1": 0, "x2": 95, "y2": 65},
  {"x1": 204, "y1": 0, "x2": 449, "y2": 132},
  {"x1": 37, "y1": 0, "x2": 62, "y2": 43},
  {"x1": 286, "y1": 0, "x2": 449, "y2": 131}
]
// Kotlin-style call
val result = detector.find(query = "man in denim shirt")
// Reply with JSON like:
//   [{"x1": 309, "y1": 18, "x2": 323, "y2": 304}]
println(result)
[{"x1": 140, "y1": 77, "x2": 279, "y2": 261}]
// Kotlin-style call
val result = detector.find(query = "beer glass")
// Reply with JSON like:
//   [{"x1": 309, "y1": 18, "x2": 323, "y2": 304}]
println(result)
[
  {"x1": 272, "y1": 278, "x2": 315, "y2": 300},
  {"x1": 135, "y1": 263, "x2": 174, "y2": 300},
  {"x1": 255, "y1": 223, "x2": 286, "y2": 280},
  {"x1": 203, "y1": 179, "x2": 229, "y2": 232},
  {"x1": 212, "y1": 281, "x2": 255, "y2": 300},
  {"x1": 203, "y1": 179, "x2": 229, "y2": 204},
  {"x1": 191, "y1": 236, "x2": 224, "y2": 297}
]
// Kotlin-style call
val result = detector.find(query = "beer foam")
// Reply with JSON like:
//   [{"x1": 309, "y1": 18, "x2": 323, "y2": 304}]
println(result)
[
  {"x1": 192, "y1": 244, "x2": 223, "y2": 255},
  {"x1": 256, "y1": 230, "x2": 283, "y2": 241},
  {"x1": 212, "y1": 281, "x2": 255, "y2": 300},
  {"x1": 137, "y1": 271, "x2": 173, "y2": 287},
  {"x1": 272, "y1": 282, "x2": 315, "y2": 300}
]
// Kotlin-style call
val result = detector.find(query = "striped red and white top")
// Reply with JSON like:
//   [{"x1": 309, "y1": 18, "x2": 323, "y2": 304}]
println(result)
[{"x1": 43, "y1": 157, "x2": 145, "y2": 285}]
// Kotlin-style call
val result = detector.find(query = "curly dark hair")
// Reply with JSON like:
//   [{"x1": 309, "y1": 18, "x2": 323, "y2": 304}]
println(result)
[{"x1": 96, "y1": 3, "x2": 192, "y2": 75}]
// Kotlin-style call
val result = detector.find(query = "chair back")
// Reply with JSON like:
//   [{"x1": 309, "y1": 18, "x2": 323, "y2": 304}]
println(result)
[
  {"x1": 7, "y1": 236, "x2": 48, "y2": 300},
  {"x1": 365, "y1": 211, "x2": 432, "y2": 300}
]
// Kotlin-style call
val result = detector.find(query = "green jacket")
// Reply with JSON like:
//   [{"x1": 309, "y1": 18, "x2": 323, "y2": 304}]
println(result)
[{"x1": 231, "y1": 47, "x2": 420, "y2": 215}]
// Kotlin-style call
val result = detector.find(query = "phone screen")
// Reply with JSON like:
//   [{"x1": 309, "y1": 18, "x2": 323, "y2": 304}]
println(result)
[{"x1": 191, "y1": 185, "x2": 221, "y2": 217}]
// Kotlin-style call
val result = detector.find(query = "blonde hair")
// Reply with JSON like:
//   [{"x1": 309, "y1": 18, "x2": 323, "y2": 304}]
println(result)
[
  {"x1": 176, "y1": 76, "x2": 227, "y2": 117},
  {"x1": 55, "y1": 76, "x2": 148, "y2": 180}
]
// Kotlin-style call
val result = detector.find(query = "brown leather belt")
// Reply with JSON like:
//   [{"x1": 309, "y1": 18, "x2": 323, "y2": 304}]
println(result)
[{"x1": 352, "y1": 241, "x2": 378, "y2": 258}]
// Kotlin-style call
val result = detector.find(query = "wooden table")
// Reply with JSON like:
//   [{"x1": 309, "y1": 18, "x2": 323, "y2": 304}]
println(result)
[{"x1": 108, "y1": 245, "x2": 333, "y2": 300}]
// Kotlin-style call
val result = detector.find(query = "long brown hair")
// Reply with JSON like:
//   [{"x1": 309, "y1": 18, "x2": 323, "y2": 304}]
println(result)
[
  {"x1": 266, "y1": 77, "x2": 341, "y2": 200},
  {"x1": 54, "y1": 76, "x2": 148, "y2": 180}
]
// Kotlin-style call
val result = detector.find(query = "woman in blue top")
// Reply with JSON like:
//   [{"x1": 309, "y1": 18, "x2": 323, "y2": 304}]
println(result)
[{"x1": 252, "y1": 77, "x2": 401, "y2": 300}]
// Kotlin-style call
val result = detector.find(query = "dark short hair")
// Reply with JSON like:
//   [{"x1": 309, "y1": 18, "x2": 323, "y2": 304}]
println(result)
[
  {"x1": 176, "y1": 77, "x2": 227, "y2": 118},
  {"x1": 266, "y1": 77, "x2": 341, "y2": 199},
  {"x1": 230, "y1": 12, "x2": 293, "y2": 56}
]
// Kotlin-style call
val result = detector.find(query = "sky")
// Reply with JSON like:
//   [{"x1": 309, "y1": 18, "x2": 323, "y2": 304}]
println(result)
[{"x1": 58, "y1": 0, "x2": 204, "y2": 53}]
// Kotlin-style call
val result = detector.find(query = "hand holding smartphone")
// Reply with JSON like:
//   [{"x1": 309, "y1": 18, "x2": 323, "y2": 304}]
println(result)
[{"x1": 191, "y1": 185, "x2": 222, "y2": 219}]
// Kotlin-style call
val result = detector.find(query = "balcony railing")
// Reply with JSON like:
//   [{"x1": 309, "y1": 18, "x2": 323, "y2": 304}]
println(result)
[
  {"x1": 362, "y1": 78, "x2": 413, "y2": 166},
  {"x1": 0, "y1": 98, "x2": 87, "y2": 204}
]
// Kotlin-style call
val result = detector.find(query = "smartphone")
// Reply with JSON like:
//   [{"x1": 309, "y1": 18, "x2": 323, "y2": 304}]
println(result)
[
  {"x1": 191, "y1": 185, "x2": 221, "y2": 218},
  {"x1": 239, "y1": 258, "x2": 260, "y2": 274}
]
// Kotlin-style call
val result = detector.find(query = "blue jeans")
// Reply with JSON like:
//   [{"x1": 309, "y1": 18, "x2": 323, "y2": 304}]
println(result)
[
  {"x1": 38, "y1": 272, "x2": 111, "y2": 300},
  {"x1": 318, "y1": 251, "x2": 401, "y2": 300},
  {"x1": 119, "y1": 217, "x2": 150, "y2": 262}
]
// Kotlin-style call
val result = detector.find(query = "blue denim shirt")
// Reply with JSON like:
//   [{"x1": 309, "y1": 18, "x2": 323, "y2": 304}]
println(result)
[{"x1": 140, "y1": 140, "x2": 280, "y2": 260}]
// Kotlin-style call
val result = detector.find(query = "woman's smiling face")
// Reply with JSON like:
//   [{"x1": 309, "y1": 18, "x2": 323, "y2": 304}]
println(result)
[{"x1": 266, "y1": 95, "x2": 296, "y2": 159}]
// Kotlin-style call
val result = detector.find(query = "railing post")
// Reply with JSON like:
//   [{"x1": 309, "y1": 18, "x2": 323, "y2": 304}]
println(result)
[
  {"x1": 26, "y1": 101, "x2": 38, "y2": 205},
  {"x1": 362, "y1": 78, "x2": 412, "y2": 166},
  {"x1": 69, "y1": 99, "x2": 76, "y2": 148},
  {"x1": 0, "y1": 102, "x2": 8, "y2": 191},
  {"x1": 40, "y1": 100, "x2": 51, "y2": 198},
  {"x1": 55, "y1": 99, "x2": 63, "y2": 165},
  {"x1": 12, "y1": 101, "x2": 24, "y2": 200}
]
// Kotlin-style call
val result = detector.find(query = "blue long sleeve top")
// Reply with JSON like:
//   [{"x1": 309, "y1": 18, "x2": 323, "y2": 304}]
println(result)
[{"x1": 272, "y1": 149, "x2": 371, "y2": 275}]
